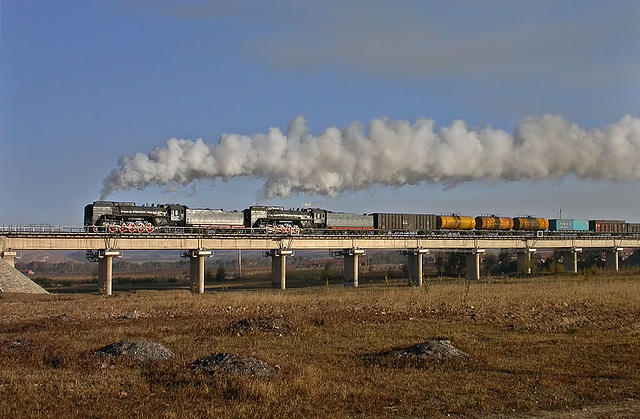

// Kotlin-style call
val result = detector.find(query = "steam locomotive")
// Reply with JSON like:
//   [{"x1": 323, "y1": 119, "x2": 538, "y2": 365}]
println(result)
[{"x1": 84, "y1": 201, "x2": 634, "y2": 234}]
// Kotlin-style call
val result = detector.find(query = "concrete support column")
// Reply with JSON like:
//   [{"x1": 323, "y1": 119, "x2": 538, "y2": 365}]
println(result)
[
  {"x1": 605, "y1": 248, "x2": 623, "y2": 271},
  {"x1": 265, "y1": 249, "x2": 293, "y2": 289},
  {"x1": 517, "y1": 249, "x2": 536, "y2": 274},
  {"x1": 561, "y1": 248, "x2": 581, "y2": 274},
  {"x1": 97, "y1": 251, "x2": 120, "y2": 296},
  {"x1": 1, "y1": 251, "x2": 17, "y2": 268},
  {"x1": 343, "y1": 253, "x2": 357, "y2": 287},
  {"x1": 271, "y1": 254, "x2": 287, "y2": 289},
  {"x1": 465, "y1": 249, "x2": 485, "y2": 280},
  {"x1": 406, "y1": 249, "x2": 429, "y2": 286},
  {"x1": 342, "y1": 248, "x2": 365, "y2": 287},
  {"x1": 185, "y1": 249, "x2": 213, "y2": 294}
]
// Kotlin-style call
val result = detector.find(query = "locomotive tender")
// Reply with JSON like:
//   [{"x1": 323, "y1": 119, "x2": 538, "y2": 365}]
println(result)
[{"x1": 84, "y1": 201, "x2": 634, "y2": 234}]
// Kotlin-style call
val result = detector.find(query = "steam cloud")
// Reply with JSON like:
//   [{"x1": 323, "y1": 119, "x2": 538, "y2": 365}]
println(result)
[{"x1": 101, "y1": 114, "x2": 640, "y2": 199}]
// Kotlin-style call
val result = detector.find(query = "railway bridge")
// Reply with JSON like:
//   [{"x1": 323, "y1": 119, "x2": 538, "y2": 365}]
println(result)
[{"x1": 2, "y1": 226, "x2": 639, "y2": 295}]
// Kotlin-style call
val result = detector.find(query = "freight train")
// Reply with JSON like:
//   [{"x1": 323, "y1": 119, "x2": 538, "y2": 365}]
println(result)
[{"x1": 84, "y1": 201, "x2": 636, "y2": 234}]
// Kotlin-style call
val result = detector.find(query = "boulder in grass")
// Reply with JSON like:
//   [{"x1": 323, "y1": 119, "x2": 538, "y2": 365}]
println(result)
[
  {"x1": 94, "y1": 340, "x2": 175, "y2": 362},
  {"x1": 225, "y1": 316, "x2": 293, "y2": 336},
  {"x1": 366, "y1": 339, "x2": 470, "y2": 368},
  {"x1": 190, "y1": 353, "x2": 276, "y2": 377},
  {"x1": 378, "y1": 339, "x2": 470, "y2": 362}
]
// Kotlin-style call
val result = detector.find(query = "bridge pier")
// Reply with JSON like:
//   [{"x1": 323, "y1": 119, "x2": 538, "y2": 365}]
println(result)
[
  {"x1": 1, "y1": 250, "x2": 17, "y2": 267},
  {"x1": 517, "y1": 248, "x2": 536, "y2": 274},
  {"x1": 343, "y1": 248, "x2": 366, "y2": 287},
  {"x1": 605, "y1": 248, "x2": 623, "y2": 271},
  {"x1": 183, "y1": 249, "x2": 213, "y2": 294},
  {"x1": 465, "y1": 249, "x2": 485, "y2": 280},
  {"x1": 86, "y1": 250, "x2": 121, "y2": 296},
  {"x1": 405, "y1": 248, "x2": 429, "y2": 286},
  {"x1": 331, "y1": 248, "x2": 365, "y2": 287},
  {"x1": 561, "y1": 248, "x2": 582, "y2": 273},
  {"x1": 264, "y1": 249, "x2": 293, "y2": 289}
]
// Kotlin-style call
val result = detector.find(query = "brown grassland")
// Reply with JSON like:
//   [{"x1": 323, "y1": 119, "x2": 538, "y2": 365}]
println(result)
[{"x1": 1, "y1": 272, "x2": 640, "y2": 418}]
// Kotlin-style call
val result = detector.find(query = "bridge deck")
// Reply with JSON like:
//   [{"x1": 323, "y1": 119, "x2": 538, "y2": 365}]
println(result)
[{"x1": 1, "y1": 228, "x2": 638, "y2": 251}]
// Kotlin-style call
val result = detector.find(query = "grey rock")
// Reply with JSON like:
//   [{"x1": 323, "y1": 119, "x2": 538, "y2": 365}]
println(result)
[
  {"x1": 95, "y1": 340, "x2": 175, "y2": 362},
  {"x1": 190, "y1": 353, "x2": 276, "y2": 377}
]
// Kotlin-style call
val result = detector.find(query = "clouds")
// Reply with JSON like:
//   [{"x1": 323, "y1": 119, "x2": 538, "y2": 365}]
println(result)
[
  {"x1": 238, "y1": 1, "x2": 640, "y2": 86},
  {"x1": 101, "y1": 114, "x2": 640, "y2": 200},
  {"x1": 116, "y1": 0, "x2": 640, "y2": 121},
  {"x1": 123, "y1": 1, "x2": 640, "y2": 80},
  {"x1": 125, "y1": 0, "x2": 639, "y2": 115}
]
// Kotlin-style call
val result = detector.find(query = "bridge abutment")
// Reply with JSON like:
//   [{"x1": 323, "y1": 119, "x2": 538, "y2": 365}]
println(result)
[{"x1": 1, "y1": 250, "x2": 17, "y2": 268}]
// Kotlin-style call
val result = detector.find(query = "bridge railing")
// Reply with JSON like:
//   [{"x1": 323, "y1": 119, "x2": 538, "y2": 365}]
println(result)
[
  {"x1": 0, "y1": 225, "x2": 87, "y2": 234},
  {"x1": 1, "y1": 224, "x2": 639, "y2": 240}
]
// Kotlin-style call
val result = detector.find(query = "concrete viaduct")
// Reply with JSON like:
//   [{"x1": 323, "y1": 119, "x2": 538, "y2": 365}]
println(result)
[{"x1": 1, "y1": 229, "x2": 638, "y2": 295}]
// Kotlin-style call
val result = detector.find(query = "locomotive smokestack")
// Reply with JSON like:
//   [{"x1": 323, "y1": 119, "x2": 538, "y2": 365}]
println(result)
[{"x1": 100, "y1": 114, "x2": 640, "y2": 199}]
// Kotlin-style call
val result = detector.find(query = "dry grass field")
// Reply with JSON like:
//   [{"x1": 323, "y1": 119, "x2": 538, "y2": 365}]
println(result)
[{"x1": 1, "y1": 273, "x2": 640, "y2": 418}]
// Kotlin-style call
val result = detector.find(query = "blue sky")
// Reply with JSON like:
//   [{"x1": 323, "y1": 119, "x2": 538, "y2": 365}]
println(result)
[{"x1": 1, "y1": 0, "x2": 639, "y2": 225}]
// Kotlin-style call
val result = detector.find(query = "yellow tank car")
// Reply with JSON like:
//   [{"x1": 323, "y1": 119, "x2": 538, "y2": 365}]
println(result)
[
  {"x1": 437, "y1": 215, "x2": 476, "y2": 230},
  {"x1": 513, "y1": 217, "x2": 549, "y2": 230},
  {"x1": 474, "y1": 216, "x2": 515, "y2": 230}
]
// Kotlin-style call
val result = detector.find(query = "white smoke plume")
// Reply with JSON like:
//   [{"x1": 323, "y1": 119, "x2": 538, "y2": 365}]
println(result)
[{"x1": 100, "y1": 114, "x2": 640, "y2": 199}]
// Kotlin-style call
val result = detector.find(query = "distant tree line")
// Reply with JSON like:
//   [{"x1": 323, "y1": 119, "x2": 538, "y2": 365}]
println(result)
[
  {"x1": 432, "y1": 249, "x2": 618, "y2": 278},
  {"x1": 16, "y1": 249, "x2": 632, "y2": 281}
]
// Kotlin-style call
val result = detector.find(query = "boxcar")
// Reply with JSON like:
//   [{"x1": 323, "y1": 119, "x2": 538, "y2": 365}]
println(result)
[
  {"x1": 588, "y1": 220, "x2": 628, "y2": 233},
  {"x1": 628, "y1": 223, "x2": 640, "y2": 234},
  {"x1": 549, "y1": 219, "x2": 589, "y2": 231},
  {"x1": 372, "y1": 213, "x2": 438, "y2": 232}
]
